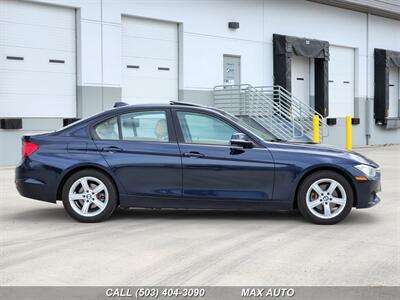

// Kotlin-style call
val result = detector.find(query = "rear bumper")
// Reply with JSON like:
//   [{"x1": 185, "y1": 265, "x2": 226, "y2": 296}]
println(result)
[
  {"x1": 15, "y1": 178, "x2": 56, "y2": 203},
  {"x1": 354, "y1": 173, "x2": 381, "y2": 209},
  {"x1": 15, "y1": 162, "x2": 57, "y2": 203}
]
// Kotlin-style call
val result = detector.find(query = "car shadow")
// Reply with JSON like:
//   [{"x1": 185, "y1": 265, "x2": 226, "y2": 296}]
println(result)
[
  {"x1": 5, "y1": 205, "x2": 380, "y2": 225},
  {"x1": 4, "y1": 206, "x2": 71, "y2": 223},
  {"x1": 112, "y1": 208, "x2": 381, "y2": 225},
  {"x1": 341, "y1": 210, "x2": 381, "y2": 225},
  {"x1": 113, "y1": 207, "x2": 305, "y2": 222}
]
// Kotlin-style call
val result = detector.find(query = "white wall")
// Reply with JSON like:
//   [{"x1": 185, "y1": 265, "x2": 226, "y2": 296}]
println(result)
[
  {"x1": 12, "y1": 0, "x2": 400, "y2": 147},
  {"x1": 101, "y1": 0, "x2": 267, "y2": 90},
  {"x1": 26, "y1": 0, "x2": 397, "y2": 96},
  {"x1": 29, "y1": 0, "x2": 267, "y2": 90}
]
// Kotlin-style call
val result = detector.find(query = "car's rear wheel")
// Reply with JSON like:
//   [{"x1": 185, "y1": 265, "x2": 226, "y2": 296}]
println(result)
[
  {"x1": 297, "y1": 170, "x2": 354, "y2": 225},
  {"x1": 62, "y1": 169, "x2": 117, "y2": 222}
]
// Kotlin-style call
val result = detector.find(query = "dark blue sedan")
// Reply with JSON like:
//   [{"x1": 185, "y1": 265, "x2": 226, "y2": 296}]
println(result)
[{"x1": 15, "y1": 102, "x2": 381, "y2": 224}]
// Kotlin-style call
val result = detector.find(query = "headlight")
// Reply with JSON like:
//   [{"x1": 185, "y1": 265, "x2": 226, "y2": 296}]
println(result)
[{"x1": 354, "y1": 164, "x2": 377, "y2": 177}]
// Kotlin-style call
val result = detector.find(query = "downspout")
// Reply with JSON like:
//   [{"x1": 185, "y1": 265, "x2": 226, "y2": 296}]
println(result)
[{"x1": 365, "y1": 13, "x2": 371, "y2": 145}]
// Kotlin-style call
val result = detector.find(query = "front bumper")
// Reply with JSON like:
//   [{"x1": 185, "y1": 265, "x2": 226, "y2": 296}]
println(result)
[{"x1": 354, "y1": 172, "x2": 381, "y2": 209}]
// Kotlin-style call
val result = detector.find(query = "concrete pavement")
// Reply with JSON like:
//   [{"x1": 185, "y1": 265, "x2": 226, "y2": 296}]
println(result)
[{"x1": 1, "y1": 145, "x2": 399, "y2": 286}]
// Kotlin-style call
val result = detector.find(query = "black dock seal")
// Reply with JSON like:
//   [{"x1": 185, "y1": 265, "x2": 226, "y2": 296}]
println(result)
[
  {"x1": 273, "y1": 34, "x2": 330, "y2": 117},
  {"x1": 374, "y1": 48, "x2": 400, "y2": 126}
]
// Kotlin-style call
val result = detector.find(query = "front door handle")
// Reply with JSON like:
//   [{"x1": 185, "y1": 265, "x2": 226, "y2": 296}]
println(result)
[
  {"x1": 102, "y1": 146, "x2": 122, "y2": 153},
  {"x1": 182, "y1": 151, "x2": 205, "y2": 158}
]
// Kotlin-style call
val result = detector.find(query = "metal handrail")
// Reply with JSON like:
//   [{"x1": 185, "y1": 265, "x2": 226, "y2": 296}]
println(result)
[
  {"x1": 245, "y1": 90, "x2": 295, "y2": 140},
  {"x1": 255, "y1": 85, "x2": 328, "y2": 138},
  {"x1": 248, "y1": 89, "x2": 305, "y2": 139},
  {"x1": 213, "y1": 84, "x2": 328, "y2": 141},
  {"x1": 214, "y1": 85, "x2": 296, "y2": 140}
]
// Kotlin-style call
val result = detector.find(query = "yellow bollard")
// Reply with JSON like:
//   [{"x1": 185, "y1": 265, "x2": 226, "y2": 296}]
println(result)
[
  {"x1": 313, "y1": 115, "x2": 319, "y2": 144},
  {"x1": 346, "y1": 115, "x2": 352, "y2": 151}
]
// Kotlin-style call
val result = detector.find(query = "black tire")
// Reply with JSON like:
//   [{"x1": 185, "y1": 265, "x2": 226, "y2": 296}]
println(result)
[
  {"x1": 62, "y1": 169, "x2": 118, "y2": 222},
  {"x1": 297, "y1": 170, "x2": 354, "y2": 225}
]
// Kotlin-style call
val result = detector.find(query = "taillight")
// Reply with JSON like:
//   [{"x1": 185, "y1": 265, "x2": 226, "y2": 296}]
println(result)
[{"x1": 22, "y1": 141, "x2": 39, "y2": 157}]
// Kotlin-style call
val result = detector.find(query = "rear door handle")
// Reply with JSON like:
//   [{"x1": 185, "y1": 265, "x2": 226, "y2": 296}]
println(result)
[
  {"x1": 182, "y1": 151, "x2": 205, "y2": 158},
  {"x1": 102, "y1": 146, "x2": 122, "y2": 153}
]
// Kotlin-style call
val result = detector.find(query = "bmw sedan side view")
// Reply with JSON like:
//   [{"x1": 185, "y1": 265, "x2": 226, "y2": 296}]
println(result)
[{"x1": 15, "y1": 102, "x2": 381, "y2": 224}]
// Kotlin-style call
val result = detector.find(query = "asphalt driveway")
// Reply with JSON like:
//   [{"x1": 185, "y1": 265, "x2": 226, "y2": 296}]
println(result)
[{"x1": 1, "y1": 145, "x2": 399, "y2": 286}]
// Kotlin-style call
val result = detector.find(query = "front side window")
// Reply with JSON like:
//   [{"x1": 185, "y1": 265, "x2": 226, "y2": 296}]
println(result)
[
  {"x1": 120, "y1": 111, "x2": 169, "y2": 142},
  {"x1": 94, "y1": 117, "x2": 119, "y2": 140},
  {"x1": 177, "y1": 111, "x2": 237, "y2": 145}
]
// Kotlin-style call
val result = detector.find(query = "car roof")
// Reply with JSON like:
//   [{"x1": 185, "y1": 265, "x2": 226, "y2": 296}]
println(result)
[
  {"x1": 118, "y1": 101, "x2": 202, "y2": 107},
  {"x1": 110, "y1": 101, "x2": 213, "y2": 112}
]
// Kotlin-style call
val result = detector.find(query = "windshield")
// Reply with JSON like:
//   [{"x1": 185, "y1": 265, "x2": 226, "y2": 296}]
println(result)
[{"x1": 217, "y1": 110, "x2": 275, "y2": 141}]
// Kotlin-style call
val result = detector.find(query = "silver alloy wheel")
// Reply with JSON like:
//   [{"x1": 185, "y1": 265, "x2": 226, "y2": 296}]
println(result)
[
  {"x1": 306, "y1": 178, "x2": 347, "y2": 219},
  {"x1": 68, "y1": 176, "x2": 109, "y2": 217}
]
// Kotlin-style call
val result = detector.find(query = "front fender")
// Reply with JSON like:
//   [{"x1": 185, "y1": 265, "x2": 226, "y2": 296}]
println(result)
[{"x1": 287, "y1": 163, "x2": 358, "y2": 208}]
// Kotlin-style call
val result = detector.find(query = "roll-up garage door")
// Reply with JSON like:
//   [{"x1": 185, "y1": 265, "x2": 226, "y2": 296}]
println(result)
[
  {"x1": 388, "y1": 67, "x2": 399, "y2": 118},
  {"x1": 122, "y1": 17, "x2": 178, "y2": 104},
  {"x1": 328, "y1": 46, "x2": 355, "y2": 118},
  {"x1": 291, "y1": 55, "x2": 313, "y2": 107},
  {"x1": 0, "y1": 0, "x2": 76, "y2": 118}
]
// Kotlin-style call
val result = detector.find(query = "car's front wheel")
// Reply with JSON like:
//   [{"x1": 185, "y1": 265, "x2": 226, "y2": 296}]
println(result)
[
  {"x1": 62, "y1": 169, "x2": 118, "y2": 222},
  {"x1": 297, "y1": 170, "x2": 354, "y2": 225}
]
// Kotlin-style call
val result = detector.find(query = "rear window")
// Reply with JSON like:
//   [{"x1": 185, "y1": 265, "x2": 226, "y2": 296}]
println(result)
[{"x1": 94, "y1": 117, "x2": 119, "y2": 140}]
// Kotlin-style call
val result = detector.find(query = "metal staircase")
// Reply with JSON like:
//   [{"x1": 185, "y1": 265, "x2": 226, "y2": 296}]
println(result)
[{"x1": 213, "y1": 84, "x2": 328, "y2": 142}]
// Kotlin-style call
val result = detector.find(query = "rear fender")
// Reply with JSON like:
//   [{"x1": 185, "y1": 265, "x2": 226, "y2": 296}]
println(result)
[{"x1": 56, "y1": 162, "x2": 126, "y2": 201}]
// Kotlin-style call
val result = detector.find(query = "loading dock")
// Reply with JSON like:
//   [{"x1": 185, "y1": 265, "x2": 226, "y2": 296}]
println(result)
[
  {"x1": 328, "y1": 46, "x2": 355, "y2": 118},
  {"x1": 121, "y1": 16, "x2": 178, "y2": 103},
  {"x1": 388, "y1": 67, "x2": 399, "y2": 118},
  {"x1": 273, "y1": 34, "x2": 329, "y2": 117},
  {"x1": 0, "y1": 0, "x2": 76, "y2": 118},
  {"x1": 291, "y1": 55, "x2": 314, "y2": 107},
  {"x1": 374, "y1": 48, "x2": 400, "y2": 126}
]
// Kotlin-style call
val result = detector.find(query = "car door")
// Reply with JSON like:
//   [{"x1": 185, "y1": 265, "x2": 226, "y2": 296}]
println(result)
[
  {"x1": 172, "y1": 109, "x2": 274, "y2": 202},
  {"x1": 92, "y1": 109, "x2": 182, "y2": 198}
]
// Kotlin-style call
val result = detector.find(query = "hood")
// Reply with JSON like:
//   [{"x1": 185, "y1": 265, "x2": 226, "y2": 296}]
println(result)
[{"x1": 266, "y1": 141, "x2": 379, "y2": 167}]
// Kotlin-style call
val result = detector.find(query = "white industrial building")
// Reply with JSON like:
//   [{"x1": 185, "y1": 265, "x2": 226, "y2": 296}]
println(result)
[{"x1": 0, "y1": 0, "x2": 399, "y2": 166}]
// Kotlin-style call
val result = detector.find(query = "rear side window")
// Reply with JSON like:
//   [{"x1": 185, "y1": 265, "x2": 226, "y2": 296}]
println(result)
[
  {"x1": 120, "y1": 111, "x2": 169, "y2": 142},
  {"x1": 94, "y1": 117, "x2": 119, "y2": 140},
  {"x1": 93, "y1": 111, "x2": 169, "y2": 142}
]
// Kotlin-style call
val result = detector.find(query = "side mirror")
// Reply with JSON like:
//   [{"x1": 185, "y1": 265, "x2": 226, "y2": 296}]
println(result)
[{"x1": 230, "y1": 133, "x2": 254, "y2": 149}]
